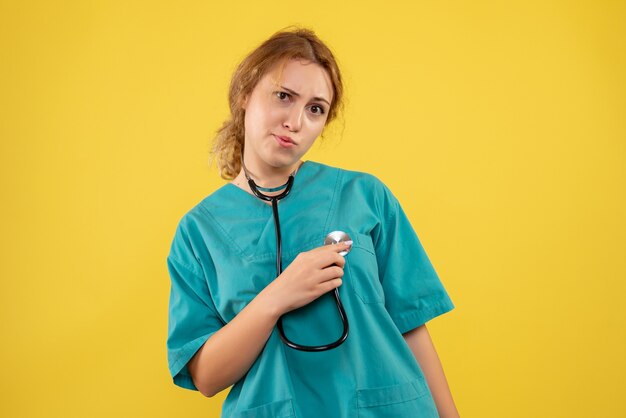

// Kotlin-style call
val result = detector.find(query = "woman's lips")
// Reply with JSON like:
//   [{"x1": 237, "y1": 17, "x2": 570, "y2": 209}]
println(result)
[{"x1": 273, "y1": 135, "x2": 296, "y2": 148}]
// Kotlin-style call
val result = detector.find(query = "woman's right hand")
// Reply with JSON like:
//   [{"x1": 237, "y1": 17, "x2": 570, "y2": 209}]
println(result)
[{"x1": 260, "y1": 240, "x2": 353, "y2": 318}]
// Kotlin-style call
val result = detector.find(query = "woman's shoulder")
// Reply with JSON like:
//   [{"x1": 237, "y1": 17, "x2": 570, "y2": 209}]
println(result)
[
  {"x1": 171, "y1": 185, "x2": 229, "y2": 231},
  {"x1": 310, "y1": 160, "x2": 388, "y2": 189},
  {"x1": 308, "y1": 161, "x2": 396, "y2": 211}
]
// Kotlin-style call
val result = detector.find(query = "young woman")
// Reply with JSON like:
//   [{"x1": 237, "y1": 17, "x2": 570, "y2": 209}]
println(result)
[{"x1": 166, "y1": 27, "x2": 459, "y2": 417}]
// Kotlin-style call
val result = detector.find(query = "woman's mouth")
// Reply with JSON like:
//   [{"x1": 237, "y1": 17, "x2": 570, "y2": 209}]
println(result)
[{"x1": 273, "y1": 135, "x2": 296, "y2": 148}]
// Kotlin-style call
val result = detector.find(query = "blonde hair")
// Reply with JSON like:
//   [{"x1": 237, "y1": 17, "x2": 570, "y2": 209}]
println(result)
[{"x1": 209, "y1": 26, "x2": 345, "y2": 180}]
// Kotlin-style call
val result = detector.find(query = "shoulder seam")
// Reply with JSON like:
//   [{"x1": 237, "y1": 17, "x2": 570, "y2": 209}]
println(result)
[{"x1": 168, "y1": 254, "x2": 204, "y2": 279}]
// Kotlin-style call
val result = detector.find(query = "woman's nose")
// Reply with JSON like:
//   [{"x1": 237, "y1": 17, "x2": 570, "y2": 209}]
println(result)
[{"x1": 283, "y1": 106, "x2": 303, "y2": 132}]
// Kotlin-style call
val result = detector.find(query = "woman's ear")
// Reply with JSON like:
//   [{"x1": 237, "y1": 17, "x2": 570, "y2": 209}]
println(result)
[{"x1": 241, "y1": 95, "x2": 249, "y2": 110}]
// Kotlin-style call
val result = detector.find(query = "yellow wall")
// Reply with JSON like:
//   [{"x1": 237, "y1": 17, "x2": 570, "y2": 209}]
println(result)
[{"x1": 1, "y1": 1, "x2": 624, "y2": 417}]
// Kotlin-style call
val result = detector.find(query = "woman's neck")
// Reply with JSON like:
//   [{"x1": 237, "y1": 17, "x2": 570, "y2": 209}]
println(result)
[{"x1": 230, "y1": 160, "x2": 304, "y2": 198}]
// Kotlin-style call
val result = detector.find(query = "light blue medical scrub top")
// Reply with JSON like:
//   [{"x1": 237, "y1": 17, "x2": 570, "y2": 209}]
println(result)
[{"x1": 166, "y1": 160, "x2": 455, "y2": 418}]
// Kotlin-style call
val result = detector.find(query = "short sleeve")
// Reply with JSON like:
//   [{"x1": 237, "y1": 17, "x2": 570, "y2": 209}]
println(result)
[
  {"x1": 166, "y1": 221, "x2": 224, "y2": 391},
  {"x1": 371, "y1": 181, "x2": 455, "y2": 334}
]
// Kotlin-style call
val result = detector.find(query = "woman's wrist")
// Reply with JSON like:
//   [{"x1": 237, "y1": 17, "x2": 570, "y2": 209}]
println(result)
[{"x1": 255, "y1": 284, "x2": 284, "y2": 323}]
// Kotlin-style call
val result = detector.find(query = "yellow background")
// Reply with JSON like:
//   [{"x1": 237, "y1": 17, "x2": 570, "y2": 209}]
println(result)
[{"x1": 1, "y1": 1, "x2": 624, "y2": 417}]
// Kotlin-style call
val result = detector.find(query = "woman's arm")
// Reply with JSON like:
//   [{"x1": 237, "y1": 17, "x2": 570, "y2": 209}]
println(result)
[
  {"x1": 403, "y1": 324, "x2": 460, "y2": 418},
  {"x1": 188, "y1": 242, "x2": 349, "y2": 397},
  {"x1": 187, "y1": 291, "x2": 280, "y2": 397}
]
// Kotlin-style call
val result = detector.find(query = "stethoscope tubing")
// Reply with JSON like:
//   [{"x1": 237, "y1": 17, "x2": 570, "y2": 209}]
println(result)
[{"x1": 246, "y1": 174, "x2": 349, "y2": 352}]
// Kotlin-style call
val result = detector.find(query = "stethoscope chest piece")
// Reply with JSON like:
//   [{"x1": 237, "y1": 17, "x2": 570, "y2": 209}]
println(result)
[{"x1": 324, "y1": 231, "x2": 352, "y2": 256}]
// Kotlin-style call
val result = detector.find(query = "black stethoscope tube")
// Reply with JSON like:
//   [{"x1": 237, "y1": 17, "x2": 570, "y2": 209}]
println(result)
[{"x1": 246, "y1": 173, "x2": 349, "y2": 352}]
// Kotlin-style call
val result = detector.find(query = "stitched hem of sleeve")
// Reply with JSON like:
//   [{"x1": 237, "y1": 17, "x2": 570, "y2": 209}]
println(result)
[
  {"x1": 168, "y1": 332, "x2": 217, "y2": 391},
  {"x1": 174, "y1": 373, "x2": 198, "y2": 391},
  {"x1": 390, "y1": 298, "x2": 456, "y2": 335}
]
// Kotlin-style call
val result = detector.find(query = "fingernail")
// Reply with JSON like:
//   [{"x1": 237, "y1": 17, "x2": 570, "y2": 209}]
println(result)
[{"x1": 344, "y1": 240, "x2": 353, "y2": 246}]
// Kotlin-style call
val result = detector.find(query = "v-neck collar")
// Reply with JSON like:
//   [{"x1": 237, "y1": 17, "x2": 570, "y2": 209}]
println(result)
[
  {"x1": 222, "y1": 160, "x2": 314, "y2": 209},
  {"x1": 199, "y1": 159, "x2": 340, "y2": 261}
]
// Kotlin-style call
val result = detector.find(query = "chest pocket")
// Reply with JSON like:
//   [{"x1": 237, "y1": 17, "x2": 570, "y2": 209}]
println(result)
[{"x1": 346, "y1": 232, "x2": 384, "y2": 304}]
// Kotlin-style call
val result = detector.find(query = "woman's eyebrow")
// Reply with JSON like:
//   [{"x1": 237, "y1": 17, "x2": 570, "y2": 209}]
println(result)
[{"x1": 280, "y1": 85, "x2": 330, "y2": 106}]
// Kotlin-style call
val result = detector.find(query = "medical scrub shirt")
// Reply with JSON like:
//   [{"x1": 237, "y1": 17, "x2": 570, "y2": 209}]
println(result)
[{"x1": 166, "y1": 160, "x2": 455, "y2": 418}]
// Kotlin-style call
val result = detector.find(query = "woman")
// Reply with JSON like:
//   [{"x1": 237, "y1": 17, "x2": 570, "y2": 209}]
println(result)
[{"x1": 166, "y1": 26, "x2": 459, "y2": 417}]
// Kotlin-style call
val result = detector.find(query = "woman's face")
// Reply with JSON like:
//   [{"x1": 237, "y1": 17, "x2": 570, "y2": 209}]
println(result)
[{"x1": 241, "y1": 58, "x2": 333, "y2": 170}]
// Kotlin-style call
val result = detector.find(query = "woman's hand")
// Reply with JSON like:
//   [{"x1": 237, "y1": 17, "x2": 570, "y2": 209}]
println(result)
[{"x1": 260, "y1": 241, "x2": 352, "y2": 317}]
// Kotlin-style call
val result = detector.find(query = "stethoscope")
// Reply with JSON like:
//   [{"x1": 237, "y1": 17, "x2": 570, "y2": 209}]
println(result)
[{"x1": 241, "y1": 156, "x2": 350, "y2": 352}]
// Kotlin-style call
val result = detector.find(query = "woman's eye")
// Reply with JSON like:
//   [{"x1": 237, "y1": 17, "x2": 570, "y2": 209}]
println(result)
[
  {"x1": 276, "y1": 91, "x2": 290, "y2": 101},
  {"x1": 275, "y1": 91, "x2": 325, "y2": 115},
  {"x1": 311, "y1": 105, "x2": 325, "y2": 115}
]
